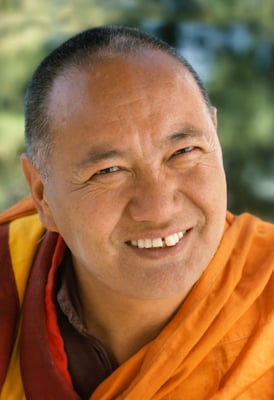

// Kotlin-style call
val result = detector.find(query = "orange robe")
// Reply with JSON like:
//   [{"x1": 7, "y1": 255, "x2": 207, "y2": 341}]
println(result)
[{"x1": 0, "y1": 197, "x2": 273, "y2": 399}]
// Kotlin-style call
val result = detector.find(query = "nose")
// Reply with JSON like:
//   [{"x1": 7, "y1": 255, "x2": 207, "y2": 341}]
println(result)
[{"x1": 127, "y1": 172, "x2": 181, "y2": 223}]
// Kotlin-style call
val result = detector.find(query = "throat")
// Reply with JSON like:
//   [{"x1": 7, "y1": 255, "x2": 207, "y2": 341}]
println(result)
[
  {"x1": 81, "y1": 289, "x2": 183, "y2": 364},
  {"x1": 84, "y1": 308, "x2": 167, "y2": 365},
  {"x1": 68, "y1": 255, "x2": 188, "y2": 364}
]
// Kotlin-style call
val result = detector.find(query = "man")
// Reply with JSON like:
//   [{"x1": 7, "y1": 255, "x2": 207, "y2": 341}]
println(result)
[{"x1": 0, "y1": 26, "x2": 273, "y2": 399}]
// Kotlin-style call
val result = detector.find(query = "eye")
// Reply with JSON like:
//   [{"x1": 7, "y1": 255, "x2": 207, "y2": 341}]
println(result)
[
  {"x1": 94, "y1": 166, "x2": 120, "y2": 175},
  {"x1": 172, "y1": 146, "x2": 195, "y2": 156}
]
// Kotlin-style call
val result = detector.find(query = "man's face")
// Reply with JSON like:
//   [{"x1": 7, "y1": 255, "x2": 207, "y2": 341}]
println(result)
[{"x1": 36, "y1": 50, "x2": 227, "y2": 300}]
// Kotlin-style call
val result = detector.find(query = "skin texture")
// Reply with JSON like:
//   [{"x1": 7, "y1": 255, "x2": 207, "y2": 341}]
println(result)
[{"x1": 22, "y1": 49, "x2": 227, "y2": 362}]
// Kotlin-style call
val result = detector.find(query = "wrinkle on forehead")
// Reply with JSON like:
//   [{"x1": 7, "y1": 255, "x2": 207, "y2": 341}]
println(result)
[
  {"x1": 48, "y1": 50, "x2": 192, "y2": 113},
  {"x1": 47, "y1": 50, "x2": 212, "y2": 150}
]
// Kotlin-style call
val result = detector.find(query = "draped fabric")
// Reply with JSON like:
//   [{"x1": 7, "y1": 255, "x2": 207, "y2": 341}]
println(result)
[{"x1": 0, "y1": 197, "x2": 273, "y2": 399}]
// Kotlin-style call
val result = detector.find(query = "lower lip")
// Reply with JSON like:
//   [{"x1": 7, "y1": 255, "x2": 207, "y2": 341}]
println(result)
[{"x1": 126, "y1": 229, "x2": 192, "y2": 260}]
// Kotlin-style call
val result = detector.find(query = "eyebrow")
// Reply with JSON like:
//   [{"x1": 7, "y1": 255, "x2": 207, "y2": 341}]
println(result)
[
  {"x1": 77, "y1": 149, "x2": 125, "y2": 170},
  {"x1": 77, "y1": 127, "x2": 200, "y2": 170},
  {"x1": 167, "y1": 127, "x2": 201, "y2": 143}
]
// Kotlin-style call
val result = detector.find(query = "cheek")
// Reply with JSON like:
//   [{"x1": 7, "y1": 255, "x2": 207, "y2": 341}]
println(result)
[
  {"x1": 181, "y1": 163, "x2": 227, "y2": 214},
  {"x1": 207, "y1": 167, "x2": 227, "y2": 207},
  {"x1": 197, "y1": 168, "x2": 227, "y2": 244},
  {"x1": 53, "y1": 187, "x2": 128, "y2": 244}
]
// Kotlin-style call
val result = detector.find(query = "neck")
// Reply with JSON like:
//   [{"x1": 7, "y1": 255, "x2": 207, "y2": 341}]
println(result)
[{"x1": 74, "y1": 272, "x2": 186, "y2": 364}]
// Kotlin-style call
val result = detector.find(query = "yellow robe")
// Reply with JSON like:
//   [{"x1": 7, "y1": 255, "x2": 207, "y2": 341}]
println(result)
[{"x1": 0, "y1": 198, "x2": 273, "y2": 399}]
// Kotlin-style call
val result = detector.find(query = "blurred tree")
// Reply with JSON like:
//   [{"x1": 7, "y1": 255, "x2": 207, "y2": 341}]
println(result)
[{"x1": 0, "y1": 0, "x2": 21, "y2": 10}]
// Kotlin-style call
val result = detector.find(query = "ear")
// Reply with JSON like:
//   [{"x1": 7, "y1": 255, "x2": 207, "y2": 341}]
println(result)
[
  {"x1": 211, "y1": 106, "x2": 218, "y2": 129},
  {"x1": 21, "y1": 154, "x2": 58, "y2": 232}
]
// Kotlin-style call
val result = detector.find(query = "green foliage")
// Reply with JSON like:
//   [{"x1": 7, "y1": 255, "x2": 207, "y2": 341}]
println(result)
[
  {"x1": 0, "y1": 112, "x2": 29, "y2": 210},
  {"x1": 198, "y1": 0, "x2": 274, "y2": 34}
]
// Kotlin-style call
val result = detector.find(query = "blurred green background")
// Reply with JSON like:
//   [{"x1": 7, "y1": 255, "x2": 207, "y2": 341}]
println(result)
[{"x1": 0, "y1": 0, "x2": 273, "y2": 219}]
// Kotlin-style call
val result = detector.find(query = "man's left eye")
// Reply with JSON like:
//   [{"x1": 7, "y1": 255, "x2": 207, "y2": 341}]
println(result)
[
  {"x1": 95, "y1": 166, "x2": 120, "y2": 175},
  {"x1": 173, "y1": 146, "x2": 195, "y2": 156}
]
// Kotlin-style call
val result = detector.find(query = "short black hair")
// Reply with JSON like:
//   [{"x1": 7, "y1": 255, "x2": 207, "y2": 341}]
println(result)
[{"x1": 24, "y1": 25, "x2": 212, "y2": 175}]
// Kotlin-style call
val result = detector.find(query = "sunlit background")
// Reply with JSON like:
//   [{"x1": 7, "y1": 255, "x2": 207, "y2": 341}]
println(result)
[{"x1": 0, "y1": 0, "x2": 273, "y2": 219}]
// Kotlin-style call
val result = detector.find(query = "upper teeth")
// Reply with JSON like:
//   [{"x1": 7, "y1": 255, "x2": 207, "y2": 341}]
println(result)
[{"x1": 130, "y1": 231, "x2": 185, "y2": 249}]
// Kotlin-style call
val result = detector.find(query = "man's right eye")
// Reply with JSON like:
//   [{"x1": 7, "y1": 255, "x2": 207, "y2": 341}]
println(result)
[
  {"x1": 172, "y1": 146, "x2": 195, "y2": 157},
  {"x1": 94, "y1": 166, "x2": 120, "y2": 175}
]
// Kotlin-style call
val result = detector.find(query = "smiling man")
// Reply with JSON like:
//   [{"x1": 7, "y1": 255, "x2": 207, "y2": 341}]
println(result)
[{"x1": 0, "y1": 26, "x2": 273, "y2": 399}]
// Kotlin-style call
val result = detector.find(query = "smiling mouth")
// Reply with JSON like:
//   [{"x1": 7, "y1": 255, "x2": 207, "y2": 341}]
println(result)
[{"x1": 128, "y1": 230, "x2": 187, "y2": 249}]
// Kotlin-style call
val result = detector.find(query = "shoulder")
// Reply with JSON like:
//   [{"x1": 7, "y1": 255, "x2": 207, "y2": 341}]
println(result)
[
  {"x1": 0, "y1": 198, "x2": 46, "y2": 272},
  {"x1": 225, "y1": 211, "x2": 274, "y2": 318},
  {"x1": 0, "y1": 196, "x2": 37, "y2": 224},
  {"x1": 226, "y1": 211, "x2": 274, "y2": 254}
]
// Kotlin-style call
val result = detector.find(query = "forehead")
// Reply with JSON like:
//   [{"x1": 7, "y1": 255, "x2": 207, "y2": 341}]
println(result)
[
  {"x1": 47, "y1": 49, "x2": 211, "y2": 152},
  {"x1": 48, "y1": 50, "x2": 204, "y2": 117}
]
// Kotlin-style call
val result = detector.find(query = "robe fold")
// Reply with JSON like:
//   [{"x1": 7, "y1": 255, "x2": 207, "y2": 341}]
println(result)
[{"x1": 0, "y1": 197, "x2": 273, "y2": 399}]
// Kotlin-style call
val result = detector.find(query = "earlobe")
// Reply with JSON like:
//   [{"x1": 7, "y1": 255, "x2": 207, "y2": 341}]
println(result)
[{"x1": 20, "y1": 154, "x2": 58, "y2": 232}]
